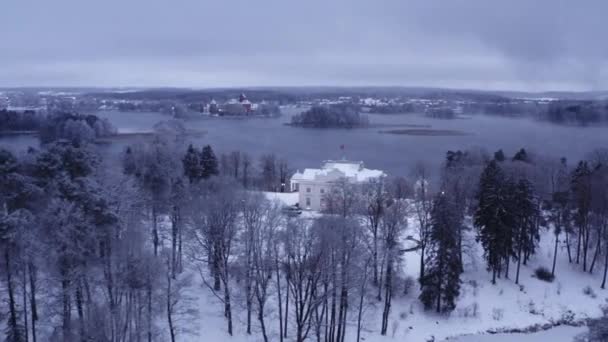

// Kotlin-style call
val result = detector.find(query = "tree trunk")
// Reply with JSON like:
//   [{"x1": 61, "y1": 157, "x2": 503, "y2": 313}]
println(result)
[
  {"x1": 171, "y1": 207, "x2": 178, "y2": 279},
  {"x1": 419, "y1": 243, "x2": 425, "y2": 288},
  {"x1": 223, "y1": 278, "x2": 233, "y2": 335},
  {"x1": 213, "y1": 244, "x2": 221, "y2": 291},
  {"x1": 5, "y1": 250, "x2": 21, "y2": 342},
  {"x1": 601, "y1": 240, "x2": 608, "y2": 289},
  {"x1": 167, "y1": 273, "x2": 176, "y2": 342},
  {"x1": 245, "y1": 262, "x2": 252, "y2": 335},
  {"x1": 22, "y1": 264, "x2": 29, "y2": 342},
  {"x1": 589, "y1": 226, "x2": 603, "y2": 274},
  {"x1": 275, "y1": 260, "x2": 284, "y2": 342},
  {"x1": 61, "y1": 267, "x2": 72, "y2": 341},
  {"x1": 76, "y1": 280, "x2": 86, "y2": 342},
  {"x1": 178, "y1": 218, "x2": 183, "y2": 273},
  {"x1": 566, "y1": 229, "x2": 573, "y2": 263},
  {"x1": 551, "y1": 233, "x2": 559, "y2": 277},
  {"x1": 380, "y1": 257, "x2": 392, "y2": 335},
  {"x1": 257, "y1": 299, "x2": 269, "y2": 342},
  {"x1": 373, "y1": 231, "x2": 379, "y2": 286},
  {"x1": 356, "y1": 261, "x2": 369, "y2": 342},
  {"x1": 329, "y1": 270, "x2": 336, "y2": 342},
  {"x1": 29, "y1": 262, "x2": 38, "y2": 342},
  {"x1": 147, "y1": 283, "x2": 152, "y2": 342},
  {"x1": 458, "y1": 224, "x2": 464, "y2": 272},
  {"x1": 515, "y1": 243, "x2": 522, "y2": 285},
  {"x1": 152, "y1": 205, "x2": 159, "y2": 257},
  {"x1": 583, "y1": 226, "x2": 589, "y2": 271},
  {"x1": 284, "y1": 273, "x2": 289, "y2": 339},
  {"x1": 576, "y1": 225, "x2": 582, "y2": 264}
]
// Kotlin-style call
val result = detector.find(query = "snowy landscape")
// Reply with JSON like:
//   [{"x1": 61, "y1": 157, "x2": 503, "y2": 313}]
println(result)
[{"x1": 3, "y1": 1, "x2": 608, "y2": 342}]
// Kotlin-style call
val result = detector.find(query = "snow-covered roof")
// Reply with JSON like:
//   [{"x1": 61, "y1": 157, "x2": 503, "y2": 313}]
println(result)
[{"x1": 291, "y1": 160, "x2": 385, "y2": 183}]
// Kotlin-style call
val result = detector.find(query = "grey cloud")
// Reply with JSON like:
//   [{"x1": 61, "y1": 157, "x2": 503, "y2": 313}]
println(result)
[{"x1": 1, "y1": 0, "x2": 607, "y2": 90}]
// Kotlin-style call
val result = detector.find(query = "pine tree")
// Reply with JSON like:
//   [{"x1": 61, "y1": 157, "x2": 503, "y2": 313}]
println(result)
[
  {"x1": 474, "y1": 160, "x2": 511, "y2": 284},
  {"x1": 419, "y1": 193, "x2": 461, "y2": 313},
  {"x1": 183, "y1": 144, "x2": 202, "y2": 182},
  {"x1": 512, "y1": 148, "x2": 530, "y2": 163},
  {"x1": 571, "y1": 161, "x2": 592, "y2": 270},
  {"x1": 200, "y1": 145, "x2": 219, "y2": 179},
  {"x1": 494, "y1": 149, "x2": 505, "y2": 162},
  {"x1": 512, "y1": 178, "x2": 539, "y2": 284}
]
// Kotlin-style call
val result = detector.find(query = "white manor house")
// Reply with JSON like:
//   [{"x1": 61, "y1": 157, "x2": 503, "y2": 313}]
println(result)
[{"x1": 290, "y1": 159, "x2": 385, "y2": 211}]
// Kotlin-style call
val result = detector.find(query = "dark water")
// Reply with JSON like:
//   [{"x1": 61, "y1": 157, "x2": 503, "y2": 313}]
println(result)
[{"x1": 2, "y1": 108, "x2": 607, "y2": 176}]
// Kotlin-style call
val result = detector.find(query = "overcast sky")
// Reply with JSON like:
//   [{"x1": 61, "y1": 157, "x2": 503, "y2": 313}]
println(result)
[{"x1": 1, "y1": 0, "x2": 607, "y2": 91}]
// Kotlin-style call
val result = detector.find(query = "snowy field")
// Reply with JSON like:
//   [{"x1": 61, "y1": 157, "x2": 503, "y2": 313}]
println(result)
[
  {"x1": 172, "y1": 206, "x2": 606, "y2": 342},
  {"x1": 448, "y1": 325, "x2": 587, "y2": 342}
]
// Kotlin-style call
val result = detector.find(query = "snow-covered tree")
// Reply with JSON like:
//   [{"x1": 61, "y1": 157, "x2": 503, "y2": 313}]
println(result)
[
  {"x1": 200, "y1": 145, "x2": 219, "y2": 179},
  {"x1": 475, "y1": 160, "x2": 512, "y2": 284},
  {"x1": 419, "y1": 193, "x2": 461, "y2": 313}
]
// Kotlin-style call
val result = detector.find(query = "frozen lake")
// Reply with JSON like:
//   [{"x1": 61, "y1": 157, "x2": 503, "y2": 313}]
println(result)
[{"x1": 2, "y1": 108, "x2": 607, "y2": 176}]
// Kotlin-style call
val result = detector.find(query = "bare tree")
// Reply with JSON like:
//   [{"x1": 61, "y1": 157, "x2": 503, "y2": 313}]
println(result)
[
  {"x1": 380, "y1": 198, "x2": 408, "y2": 335},
  {"x1": 241, "y1": 153, "x2": 252, "y2": 189},
  {"x1": 283, "y1": 218, "x2": 324, "y2": 342},
  {"x1": 411, "y1": 161, "x2": 433, "y2": 284},
  {"x1": 361, "y1": 178, "x2": 388, "y2": 286},
  {"x1": 190, "y1": 178, "x2": 241, "y2": 335}
]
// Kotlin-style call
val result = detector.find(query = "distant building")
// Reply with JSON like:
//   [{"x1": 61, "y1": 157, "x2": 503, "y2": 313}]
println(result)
[
  {"x1": 290, "y1": 159, "x2": 385, "y2": 211},
  {"x1": 0, "y1": 96, "x2": 8, "y2": 110},
  {"x1": 209, "y1": 99, "x2": 219, "y2": 114},
  {"x1": 219, "y1": 93, "x2": 254, "y2": 115}
]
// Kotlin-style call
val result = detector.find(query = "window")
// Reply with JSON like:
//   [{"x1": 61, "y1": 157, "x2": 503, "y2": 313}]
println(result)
[
  {"x1": 320, "y1": 188, "x2": 325, "y2": 194},
  {"x1": 306, "y1": 197, "x2": 311, "y2": 206},
  {"x1": 306, "y1": 187, "x2": 311, "y2": 193}
]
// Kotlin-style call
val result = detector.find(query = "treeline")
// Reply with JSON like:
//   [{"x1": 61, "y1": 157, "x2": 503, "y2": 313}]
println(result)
[
  {"x1": 39, "y1": 112, "x2": 116, "y2": 144},
  {"x1": 365, "y1": 103, "x2": 415, "y2": 114},
  {"x1": 0, "y1": 109, "x2": 45, "y2": 132},
  {"x1": 0, "y1": 109, "x2": 116, "y2": 144},
  {"x1": 461, "y1": 101, "x2": 536, "y2": 117},
  {"x1": 290, "y1": 105, "x2": 369, "y2": 128},
  {"x1": 461, "y1": 99, "x2": 608, "y2": 125},
  {"x1": 539, "y1": 100, "x2": 608, "y2": 125},
  {"x1": 425, "y1": 107, "x2": 456, "y2": 119}
]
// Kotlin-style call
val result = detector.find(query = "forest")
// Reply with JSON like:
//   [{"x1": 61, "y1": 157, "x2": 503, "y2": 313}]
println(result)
[
  {"x1": 1, "y1": 115, "x2": 608, "y2": 341},
  {"x1": 0, "y1": 110, "x2": 116, "y2": 143},
  {"x1": 290, "y1": 105, "x2": 370, "y2": 128}
]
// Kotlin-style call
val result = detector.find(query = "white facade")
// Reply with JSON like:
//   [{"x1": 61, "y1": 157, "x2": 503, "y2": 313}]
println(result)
[{"x1": 290, "y1": 160, "x2": 385, "y2": 211}]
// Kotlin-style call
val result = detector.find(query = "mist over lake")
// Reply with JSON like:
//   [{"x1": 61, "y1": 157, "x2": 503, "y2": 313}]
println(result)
[
  {"x1": 2, "y1": 108, "x2": 606, "y2": 176},
  {"x1": 83, "y1": 108, "x2": 608, "y2": 175}
]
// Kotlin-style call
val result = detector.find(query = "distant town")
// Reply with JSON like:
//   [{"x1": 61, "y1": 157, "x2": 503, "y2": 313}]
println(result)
[{"x1": 1, "y1": 87, "x2": 607, "y2": 125}]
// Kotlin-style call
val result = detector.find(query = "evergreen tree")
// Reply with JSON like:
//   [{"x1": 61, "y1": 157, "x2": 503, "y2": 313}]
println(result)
[
  {"x1": 200, "y1": 145, "x2": 219, "y2": 179},
  {"x1": 474, "y1": 160, "x2": 511, "y2": 284},
  {"x1": 122, "y1": 146, "x2": 137, "y2": 176},
  {"x1": 183, "y1": 144, "x2": 202, "y2": 182},
  {"x1": 571, "y1": 161, "x2": 592, "y2": 270},
  {"x1": 494, "y1": 149, "x2": 505, "y2": 162},
  {"x1": 512, "y1": 148, "x2": 530, "y2": 163},
  {"x1": 419, "y1": 193, "x2": 461, "y2": 313},
  {"x1": 512, "y1": 178, "x2": 539, "y2": 284}
]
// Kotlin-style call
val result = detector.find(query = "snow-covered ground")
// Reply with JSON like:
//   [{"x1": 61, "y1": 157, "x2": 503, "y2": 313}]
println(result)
[
  {"x1": 263, "y1": 191, "x2": 298, "y2": 206},
  {"x1": 174, "y1": 210, "x2": 606, "y2": 342},
  {"x1": 448, "y1": 325, "x2": 587, "y2": 342}
]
